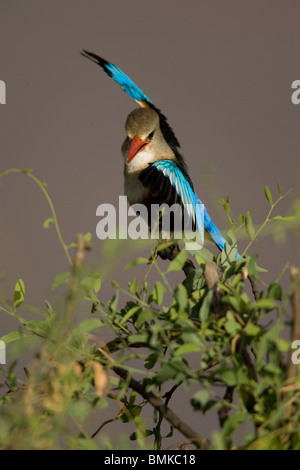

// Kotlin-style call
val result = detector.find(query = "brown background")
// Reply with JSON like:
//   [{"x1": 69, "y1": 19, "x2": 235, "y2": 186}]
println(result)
[{"x1": 0, "y1": 0, "x2": 299, "y2": 445}]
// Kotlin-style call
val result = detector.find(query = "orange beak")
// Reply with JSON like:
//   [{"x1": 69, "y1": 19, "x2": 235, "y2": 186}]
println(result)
[{"x1": 127, "y1": 136, "x2": 148, "y2": 164}]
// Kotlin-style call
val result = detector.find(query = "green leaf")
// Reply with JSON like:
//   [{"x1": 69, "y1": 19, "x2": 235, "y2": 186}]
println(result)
[
  {"x1": 144, "y1": 353, "x2": 158, "y2": 370},
  {"x1": 156, "y1": 363, "x2": 178, "y2": 382},
  {"x1": 13, "y1": 279, "x2": 25, "y2": 309},
  {"x1": 129, "y1": 277, "x2": 139, "y2": 296},
  {"x1": 224, "y1": 259, "x2": 246, "y2": 279},
  {"x1": 84, "y1": 232, "x2": 92, "y2": 242},
  {"x1": 165, "y1": 427, "x2": 174, "y2": 438},
  {"x1": 26, "y1": 320, "x2": 49, "y2": 336},
  {"x1": 221, "y1": 231, "x2": 239, "y2": 266},
  {"x1": 224, "y1": 311, "x2": 242, "y2": 335},
  {"x1": 0, "y1": 331, "x2": 27, "y2": 344},
  {"x1": 22, "y1": 168, "x2": 34, "y2": 174},
  {"x1": 272, "y1": 215, "x2": 296, "y2": 222},
  {"x1": 108, "y1": 291, "x2": 119, "y2": 313},
  {"x1": 219, "y1": 197, "x2": 230, "y2": 214},
  {"x1": 120, "y1": 306, "x2": 141, "y2": 325},
  {"x1": 51, "y1": 272, "x2": 70, "y2": 291},
  {"x1": 199, "y1": 290, "x2": 213, "y2": 323},
  {"x1": 120, "y1": 405, "x2": 141, "y2": 423},
  {"x1": 244, "y1": 323, "x2": 261, "y2": 337},
  {"x1": 174, "y1": 284, "x2": 188, "y2": 311},
  {"x1": 267, "y1": 283, "x2": 282, "y2": 301},
  {"x1": 264, "y1": 186, "x2": 273, "y2": 205},
  {"x1": 238, "y1": 214, "x2": 245, "y2": 224},
  {"x1": 128, "y1": 334, "x2": 148, "y2": 344},
  {"x1": 194, "y1": 247, "x2": 214, "y2": 264},
  {"x1": 219, "y1": 366, "x2": 247, "y2": 387},
  {"x1": 221, "y1": 412, "x2": 251, "y2": 438},
  {"x1": 68, "y1": 401, "x2": 91, "y2": 423},
  {"x1": 256, "y1": 322, "x2": 283, "y2": 364},
  {"x1": 134, "y1": 310, "x2": 154, "y2": 330},
  {"x1": 275, "y1": 338, "x2": 290, "y2": 352},
  {"x1": 223, "y1": 198, "x2": 231, "y2": 213},
  {"x1": 277, "y1": 182, "x2": 282, "y2": 196},
  {"x1": 167, "y1": 249, "x2": 187, "y2": 272},
  {"x1": 249, "y1": 298, "x2": 275, "y2": 311},
  {"x1": 245, "y1": 211, "x2": 255, "y2": 240},
  {"x1": 191, "y1": 390, "x2": 216, "y2": 413},
  {"x1": 174, "y1": 343, "x2": 201, "y2": 356},
  {"x1": 129, "y1": 391, "x2": 136, "y2": 406},
  {"x1": 124, "y1": 257, "x2": 149, "y2": 271},
  {"x1": 93, "y1": 274, "x2": 101, "y2": 293},
  {"x1": 129, "y1": 430, "x2": 153, "y2": 441},
  {"x1": 78, "y1": 318, "x2": 103, "y2": 333},
  {"x1": 149, "y1": 281, "x2": 166, "y2": 305},
  {"x1": 81, "y1": 276, "x2": 93, "y2": 291},
  {"x1": 247, "y1": 253, "x2": 267, "y2": 280},
  {"x1": 43, "y1": 218, "x2": 54, "y2": 229},
  {"x1": 44, "y1": 299, "x2": 54, "y2": 315},
  {"x1": 183, "y1": 267, "x2": 205, "y2": 294}
]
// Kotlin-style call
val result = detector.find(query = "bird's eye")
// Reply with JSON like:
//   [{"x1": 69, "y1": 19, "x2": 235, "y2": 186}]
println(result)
[{"x1": 147, "y1": 131, "x2": 154, "y2": 141}]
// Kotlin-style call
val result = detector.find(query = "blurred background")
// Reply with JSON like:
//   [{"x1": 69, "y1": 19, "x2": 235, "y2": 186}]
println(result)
[{"x1": 0, "y1": 0, "x2": 299, "y2": 445}]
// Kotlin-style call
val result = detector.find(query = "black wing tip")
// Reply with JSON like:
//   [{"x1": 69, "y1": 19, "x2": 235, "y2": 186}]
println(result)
[
  {"x1": 149, "y1": 104, "x2": 181, "y2": 149},
  {"x1": 81, "y1": 50, "x2": 113, "y2": 76}
]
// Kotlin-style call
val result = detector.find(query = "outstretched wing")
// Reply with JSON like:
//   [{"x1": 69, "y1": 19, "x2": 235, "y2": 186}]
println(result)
[
  {"x1": 139, "y1": 160, "x2": 204, "y2": 244},
  {"x1": 139, "y1": 160, "x2": 241, "y2": 257},
  {"x1": 81, "y1": 50, "x2": 180, "y2": 150}
]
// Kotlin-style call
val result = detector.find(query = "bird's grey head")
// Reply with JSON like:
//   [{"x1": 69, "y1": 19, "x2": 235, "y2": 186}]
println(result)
[
  {"x1": 123, "y1": 107, "x2": 174, "y2": 165},
  {"x1": 125, "y1": 107, "x2": 159, "y2": 140}
]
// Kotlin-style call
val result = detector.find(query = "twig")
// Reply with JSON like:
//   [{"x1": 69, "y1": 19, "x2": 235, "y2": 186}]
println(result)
[
  {"x1": 204, "y1": 261, "x2": 228, "y2": 318},
  {"x1": 158, "y1": 243, "x2": 195, "y2": 277},
  {"x1": 112, "y1": 365, "x2": 210, "y2": 449},
  {"x1": 248, "y1": 275, "x2": 259, "y2": 302},
  {"x1": 65, "y1": 233, "x2": 91, "y2": 321},
  {"x1": 218, "y1": 386, "x2": 235, "y2": 427},
  {"x1": 0, "y1": 168, "x2": 73, "y2": 267},
  {"x1": 90, "y1": 417, "x2": 118, "y2": 439},
  {"x1": 163, "y1": 360, "x2": 219, "y2": 407}
]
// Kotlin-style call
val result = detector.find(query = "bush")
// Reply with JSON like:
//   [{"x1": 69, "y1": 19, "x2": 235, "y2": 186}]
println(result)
[{"x1": 0, "y1": 169, "x2": 300, "y2": 450}]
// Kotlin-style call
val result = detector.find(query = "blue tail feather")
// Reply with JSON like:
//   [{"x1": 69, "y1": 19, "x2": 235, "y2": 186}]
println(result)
[
  {"x1": 81, "y1": 50, "x2": 152, "y2": 104},
  {"x1": 204, "y1": 206, "x2": 242, "y2": 259}
]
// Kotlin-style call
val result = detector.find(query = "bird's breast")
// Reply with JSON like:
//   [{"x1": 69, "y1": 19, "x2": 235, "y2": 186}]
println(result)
[
  {"x1": 123, "y1": 149, "x2": 157, "y2": 205},
  {"x1": 124, "y1": 170, "x2": 150, "y2": 205}
]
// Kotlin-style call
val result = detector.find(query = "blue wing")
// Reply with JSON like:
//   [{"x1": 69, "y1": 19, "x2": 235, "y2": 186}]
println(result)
[
  {"x1": 140, "y1": 160, "x2": 204, "y2": 247},
  {"x1": 140, "y1": 160, "x2": 242, "y2": 258},
  {"x1": 81, "y1": 50, "x2": 181, "y2": 149},
  {"x1": 81, "y1": 50, "x2": 152, "y2": 104}
]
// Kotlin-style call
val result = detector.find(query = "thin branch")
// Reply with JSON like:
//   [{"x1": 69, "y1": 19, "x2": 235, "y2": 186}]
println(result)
[
  {"x1": 204, "y1": 261, "x2": 228, "y2": 318},
  {"x1": 90, "y1": 417, "x2": 118, "y2": 439},
  {"x1": 0, "y1": 168, "x2": 73, "y2": 267},
  {"x1": 248, "y1": 275, "x2": 260, "y2": 302},
  {"x1": 112, "y1": 365, "x2": 210, "y2": 449},
  {"x1": 218, "y1": 386, "x2": 235, "y2": 427},
  {"x1": 163, "y1": 360, "x2": 219, "y2": 407},
  {"x1": 158, "y1": 243, "x2": 196, "y2": 277}
]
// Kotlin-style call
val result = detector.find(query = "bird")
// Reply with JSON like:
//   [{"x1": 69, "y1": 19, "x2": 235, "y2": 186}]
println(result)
[{"x1": 81, "y1": 50, "x2": 241, "y2": 260}]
